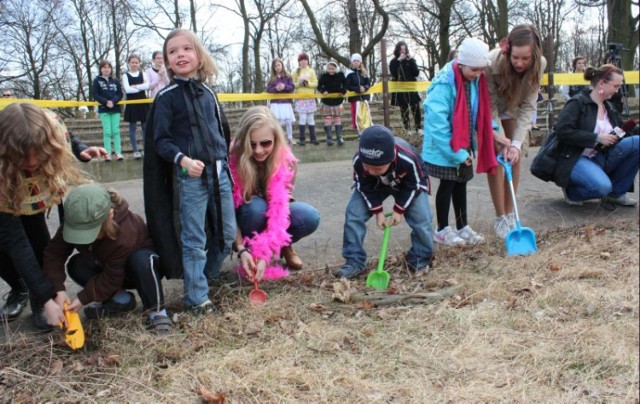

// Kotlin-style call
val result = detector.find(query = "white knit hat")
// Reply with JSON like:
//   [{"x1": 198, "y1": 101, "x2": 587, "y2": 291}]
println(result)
[
  {"x1": 350, "y1": 53, "x2": 362, "y2": 63},
  {"x1": 457, "y1": 38, "x2": 490, "y2": 68}
]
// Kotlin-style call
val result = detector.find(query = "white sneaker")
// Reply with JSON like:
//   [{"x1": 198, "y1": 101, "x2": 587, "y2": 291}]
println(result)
[
  {"x1": 606, "y1": 193, "x2": 637, "y2": 206},
  {"x1": 506, "y1": 213, "x2": 516, "y2": 229},
  {"x1": 133, "y1": 151, "x2": 142, "y2": 159},
  {"x1": 494, "y1": 216, "x2": 510, "y2": 239},
  {"x1": 457, "y1": 225, "x2": 485, "y2": 244},
  {"x1": 434, "y1": 226, "x2": 465, "y2": 246}
]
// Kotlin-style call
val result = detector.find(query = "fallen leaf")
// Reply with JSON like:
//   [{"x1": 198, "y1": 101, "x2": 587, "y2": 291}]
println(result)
[
  {"x1": 331, "y1": 279, "x2": 353, "y2": 303},
  {"x1": 530, "y1": 279, "x2": 544, "y2": 288},
  {"x1": 308, "y1": 303, "x2": 327, "y2": 312},
  {"x1": 355, "y1": 300, "x2": 374, "y2": 309},
  {"x1": 197, "y1": 386, "x2": 226, "y2": 404},
  {"x1": 549, "y1": 264, "x2": 561, "y2": 272},
  {"x1": 505, "y1": 296, "x2": 517, "y2": 310},
  {"x1": 50, "y1": 360, "x2": 63, "y2": 374},
  {"x1": 600, "y1": 252, "x2": 611, "y2": 259},
  {"x1": 299, "y1": 273, "x2": 314, "y2": 286},
  {"x1": 104, "y1": 354, "x2": 120, "y2": 367}
]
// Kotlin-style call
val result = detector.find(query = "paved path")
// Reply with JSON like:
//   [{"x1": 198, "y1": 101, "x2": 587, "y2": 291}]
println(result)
[{"x1": 2, "y1": 149, "x2": 637, "y2": 338}]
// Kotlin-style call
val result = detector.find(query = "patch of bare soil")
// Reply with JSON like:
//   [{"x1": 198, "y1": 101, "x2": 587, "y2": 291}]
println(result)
[{"x1": 1, "y1": 221, "x2": 638, "y2": 402}]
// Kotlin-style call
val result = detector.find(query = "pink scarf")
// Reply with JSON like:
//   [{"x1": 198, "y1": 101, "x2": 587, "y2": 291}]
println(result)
[
  {"x1": 450, "y1": 61, "x2": 497, "y2": 174},
  {"x1": 229, "y1": 146, "x2": 298, "y2": 278}
]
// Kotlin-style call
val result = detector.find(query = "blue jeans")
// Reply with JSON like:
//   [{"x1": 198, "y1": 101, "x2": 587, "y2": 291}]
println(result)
[
  {"x1": 129, "y1": 121, "x2": 146, "y2": 153},
  {"x1": 176, "y1": 165, "x2": 235, "y2": 306},
  {"x1": 567, "y1": 137, "x2": 639, "y2": 201},
  {"x1": 342, "y1": 191, "x2": 433, "y2": 271},
  {"x1": 236, "y1": 197, "x2": 320, "y2": 244}
]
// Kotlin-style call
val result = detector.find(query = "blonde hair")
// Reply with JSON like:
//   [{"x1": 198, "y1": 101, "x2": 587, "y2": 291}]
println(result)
[
  {"x1": 496, "y1": 24, "x2": 543, "y2": 108},
  {"x1": 351, "y1": 61, "x2": 369, "y2": 77},
  {"x1": 163, "y1": 29, "x2": 218, "y2": 85},
  {"x1": 268, "y1": 58, "x2": 291, "y2": 85},
  {"x1": 230, "y1": 106, "x2": 290, "y2": 203},
  {"x1": 0, "y1": 103, "x2": 84, "y2": 211},
  {"x1": 99, "y1": 190, "x2": 122, "y2": 241}
]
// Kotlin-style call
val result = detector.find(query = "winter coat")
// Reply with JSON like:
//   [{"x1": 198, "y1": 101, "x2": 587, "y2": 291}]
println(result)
[
  {"x1": 353, "y1": 137, "x2": 429, "y2": 214},
  {"x1": 317, "y1": 71, "x2": 346, "y2": 106},
  {"x1": 266, "y1": 76, "x2": 295, "y2": 104},
  {"x1": 93, "y1": 76, "x2": 123, "y2": 114},
  {"x1": 291, "y1": 66, "x2": 318, "y2": 95},
  {"x1": 43, "y1": 198, "x2": 154, "y2": 305},
  {"x1": 389, "y1": 57, "x2": 421, "y2": 107},
  {"x1": 484, "y1": 48, "x2": 546, "y2": 149},
  {"x1": 552, "y1": 91, "x2": 624, "y2": 188},
  {"x1": 345, "y1": 68, "x2": 371, "y2": 102},
  {"x1": 422, "y1": 61, "x2": 480, "y2": 168}
]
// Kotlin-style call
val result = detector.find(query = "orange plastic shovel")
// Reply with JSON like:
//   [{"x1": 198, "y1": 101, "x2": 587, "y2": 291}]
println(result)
[
  {"x1": 249, "y1": 277, "x2": 267, "y2": 305},
  {"x1": 59, "y1": 303, "x2": 85, "y2": 350}
]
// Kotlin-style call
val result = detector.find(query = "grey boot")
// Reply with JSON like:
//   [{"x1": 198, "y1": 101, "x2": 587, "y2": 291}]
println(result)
[
  {"x1": 335, "y1": 125, "x2": 344, "y2": 146},
  {"x1": 299, "y1": 125, "x2": 306, "y2": 145},
  {"x1": 324, "y1": 126, "x2": 334, "y2": 146},
  {"x1": 309, "y1": 125, "x2": 319, "y2": 145}
]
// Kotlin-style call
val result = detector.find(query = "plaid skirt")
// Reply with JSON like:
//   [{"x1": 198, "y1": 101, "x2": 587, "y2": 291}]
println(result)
[
  {"x1": 320, "y1": 104, "x2": 344, "y2": 118},
  {"x1": 426, "y1": 162, "x2": 473, "y2": 183}
]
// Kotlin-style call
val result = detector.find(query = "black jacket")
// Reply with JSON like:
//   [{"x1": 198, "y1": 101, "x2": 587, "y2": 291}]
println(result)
[
  {"x1": 345, "y1": 69, "x2": 371, "y2": 102},
  {"x1": 552, "y1": 90, "x2": 623, "y2": 188},
  {"x1": 317, "y1": 72, "x2": 346, "y2": 106},
  {"x1": 93, "y1": 76, "x2": 123, "y2": 114},
  {"x1": 353, "y1": 137, "x2": 429, "y2": 214},
  {"x1": 389, "y1": 57, "x2": 421, "y2": 107},
  {"x1": 143, "y1": 81, "x2": 231, "y2": 279}
]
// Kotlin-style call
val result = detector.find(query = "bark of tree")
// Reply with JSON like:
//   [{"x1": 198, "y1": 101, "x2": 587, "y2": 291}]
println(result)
[{"x1": 299, "y1": 0, "x2": 389, "y2": 67}]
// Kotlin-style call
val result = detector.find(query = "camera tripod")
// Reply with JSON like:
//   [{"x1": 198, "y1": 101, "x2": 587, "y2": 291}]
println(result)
[{"x1": 606, "y1": 44, "x2": 630, "y2": 118}]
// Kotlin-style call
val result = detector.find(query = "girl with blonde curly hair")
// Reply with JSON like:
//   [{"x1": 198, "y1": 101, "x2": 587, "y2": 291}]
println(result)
[{"x1": 0, "y1": 103, "x2": 85, "y2": 330}]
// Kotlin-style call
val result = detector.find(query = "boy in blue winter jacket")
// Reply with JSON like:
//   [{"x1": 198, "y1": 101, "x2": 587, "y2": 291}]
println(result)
[{"x1": 335, "y1": 125, "x2": 433, "y2": 279}]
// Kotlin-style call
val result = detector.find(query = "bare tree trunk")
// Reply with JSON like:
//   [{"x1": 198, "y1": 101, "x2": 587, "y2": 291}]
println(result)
[
  {"x1": 174, "y1": 0, "x2": 181, "y2": 27},
  {"x1": 190, "y1": 0, "x2": 197, "y2": 33},
  {"x1": 606, "y1": 0, "x2": 638, "y2": 69},
  {"x1": 347, "y1": 0, "x2": 362, "y2": 55},
  {"x1": 239, "y1": 0, "x2": 251, "y2": 93}
]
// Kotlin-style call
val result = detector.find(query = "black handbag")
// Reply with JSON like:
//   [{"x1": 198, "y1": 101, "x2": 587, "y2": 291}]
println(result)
[{"x1": 530, "y1": 129, "x2": 559, "y2": 182}]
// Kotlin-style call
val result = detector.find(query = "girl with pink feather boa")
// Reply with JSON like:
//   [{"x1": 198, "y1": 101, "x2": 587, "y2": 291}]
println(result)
[{"x1": 229, "y1": 106, "x2": 320, "y2": 281}]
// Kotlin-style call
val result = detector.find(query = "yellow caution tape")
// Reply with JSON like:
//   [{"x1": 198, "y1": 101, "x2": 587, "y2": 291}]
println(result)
[{"x1": 1, "y1": 72, "x2": 637, "y2": 109}]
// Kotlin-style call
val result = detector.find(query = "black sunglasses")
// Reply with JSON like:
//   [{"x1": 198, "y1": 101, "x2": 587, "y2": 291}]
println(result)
[
  {"x1": 250, "y1": 139, "x2": 273, "y2": 149},
  {"x1": 2, "y1": 94, "x2": 11, "y2": 98}
]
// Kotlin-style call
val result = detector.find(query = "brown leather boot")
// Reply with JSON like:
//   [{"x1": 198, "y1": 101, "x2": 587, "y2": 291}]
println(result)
[{"x1": 281, "y1": 246, "x2": 303, "y2": 270}]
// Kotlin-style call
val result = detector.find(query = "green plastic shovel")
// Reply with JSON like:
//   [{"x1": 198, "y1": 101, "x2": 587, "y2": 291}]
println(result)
[{"x1": 366, "y1": 216, "x2": 392, "y2": 291}]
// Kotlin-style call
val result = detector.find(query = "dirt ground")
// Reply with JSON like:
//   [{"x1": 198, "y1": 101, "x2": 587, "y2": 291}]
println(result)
[{"x1": 1, "y1": 220, "x2": 638, "y2": 402}]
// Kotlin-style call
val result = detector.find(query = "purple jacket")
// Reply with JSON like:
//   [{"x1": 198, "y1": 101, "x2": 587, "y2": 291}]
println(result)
[{"x1": 267, "y1": 76, "x2": 294, "y2": 104}]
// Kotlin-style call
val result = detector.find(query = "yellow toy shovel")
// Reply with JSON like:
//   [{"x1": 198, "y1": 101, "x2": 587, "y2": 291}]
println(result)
[{"x1": 60, "y1": 303, "x2": 85, "y2": 350}]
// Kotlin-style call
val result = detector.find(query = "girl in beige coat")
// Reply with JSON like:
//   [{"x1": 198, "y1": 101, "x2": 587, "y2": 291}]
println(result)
[{"x1": 484, "y1": 24, "x2": 546, "y2": 238}]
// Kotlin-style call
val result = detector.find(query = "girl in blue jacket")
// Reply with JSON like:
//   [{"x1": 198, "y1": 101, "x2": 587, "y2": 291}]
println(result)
[{"x1": 422, "y1": 38, "x2": 497, "y2": 246}]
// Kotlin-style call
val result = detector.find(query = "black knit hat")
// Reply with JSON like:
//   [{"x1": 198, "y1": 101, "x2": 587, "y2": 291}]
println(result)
[{"x1": 358, "y1": 125, "x2": 396, "y2": 165}]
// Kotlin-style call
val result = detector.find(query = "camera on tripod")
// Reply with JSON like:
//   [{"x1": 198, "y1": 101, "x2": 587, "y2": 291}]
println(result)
[{"x1": 607, "y1": 43, "x2": 624, "y2": 54}]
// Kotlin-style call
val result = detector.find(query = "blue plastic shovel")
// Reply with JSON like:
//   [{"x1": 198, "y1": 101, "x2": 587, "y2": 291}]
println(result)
[{"x1": 497, "y1": 156, "x2": 538, "y2": 255}]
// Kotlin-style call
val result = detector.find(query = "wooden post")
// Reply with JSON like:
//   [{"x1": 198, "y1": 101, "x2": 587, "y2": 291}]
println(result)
[
  {"x1": 546, "y1": 33, "x2": 555, "y2": 129},
  {"x1": 380, "y1": 39, "x2": 391, "y2": 129}
]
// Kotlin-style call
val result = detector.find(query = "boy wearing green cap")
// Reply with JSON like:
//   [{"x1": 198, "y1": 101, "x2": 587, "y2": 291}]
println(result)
[{"x1": 43, "y1": 184, "x2": 172, "y2": 333}]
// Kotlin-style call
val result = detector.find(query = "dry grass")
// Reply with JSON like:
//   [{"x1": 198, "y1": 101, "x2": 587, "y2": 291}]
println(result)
[{"x1": 1, "y1": 221, "x2": 638, "y2": 402}]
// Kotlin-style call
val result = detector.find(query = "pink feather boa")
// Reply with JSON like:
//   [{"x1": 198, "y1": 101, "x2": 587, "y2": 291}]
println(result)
[{"x1": 229, "y1": 146, "x2": 298, "y2": 270}]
